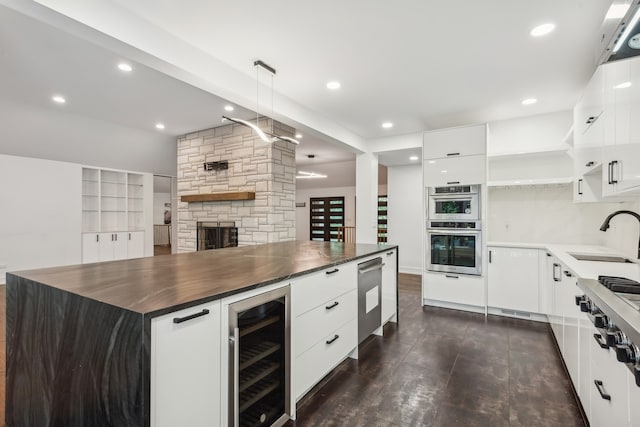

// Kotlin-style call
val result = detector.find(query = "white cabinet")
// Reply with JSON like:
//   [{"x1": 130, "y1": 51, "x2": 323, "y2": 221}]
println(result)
[
  {"x1": 546, "y1": 255, "x2": 563, "y2": 341},
  {"x1": 588, "y1": 324, "x2": 630, "y2": 427},
  {"x1": 629, "y1": 373, "x2": 640, "y2": 426},
  {"x1": 423, "y1": 124, "x2": 486, "y2": 159},
  {"x1": 382, "y1": 249, "x2": 398, "y2": 323},
  {"x1": 558, "y1": 269, "x2": 580, "y2": 389},
  {"x1": 487, "y1": 246, "x2": 539, "y2": 313},
  {"x1": 127, "y1": 231, "x2": 145, "y2": 259},
  {"x1": 291, "y1": 263, "x2": 358, "y2": 400},
  {"x1": 82, "y1": 232, "x2": 132, "y2": 262},
  {"x1": 423, "y1": 155, "x2": 486, "y2": 187},
  {"x1": 151, "y1": 300, "x2": 221, "y2": 427},
  {"x1": 573, "y1": 56, "x2": 640, "y2": 200},
  {"x1": 81, "y1": 167, "x2": 151, "y2": 263},
  {"x1": 423, "y1": 271, "x2": 484, "y2": 307}
]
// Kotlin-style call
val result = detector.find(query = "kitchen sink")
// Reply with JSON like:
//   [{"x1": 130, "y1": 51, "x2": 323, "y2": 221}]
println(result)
[{"x1": 569, "y1": 253, "x2": 635, "y2": 263}]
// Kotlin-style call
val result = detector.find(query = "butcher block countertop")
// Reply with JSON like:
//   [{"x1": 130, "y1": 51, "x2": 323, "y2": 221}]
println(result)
[{"x1": 8, "y1": 240, "x2": 396, "y2": 316}]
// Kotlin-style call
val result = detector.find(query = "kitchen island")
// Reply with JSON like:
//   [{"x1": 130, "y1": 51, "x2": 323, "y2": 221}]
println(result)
[{"x1": 5, "y1": 240, "x2": 398, "y2": 427}]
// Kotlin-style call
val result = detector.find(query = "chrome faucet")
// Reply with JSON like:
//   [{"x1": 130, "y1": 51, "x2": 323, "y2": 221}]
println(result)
[{"x1": 599, "y1": 210, "x2": 640, "y2": 259}]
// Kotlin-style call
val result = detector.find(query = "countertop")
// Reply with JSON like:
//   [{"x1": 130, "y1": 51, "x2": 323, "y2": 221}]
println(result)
[
  {"x1": 488, "y1": 241, "x2": 640, "y2": 281},
  {"x1": 8, "y1": 240, "x2": 396, "y2": 316}
]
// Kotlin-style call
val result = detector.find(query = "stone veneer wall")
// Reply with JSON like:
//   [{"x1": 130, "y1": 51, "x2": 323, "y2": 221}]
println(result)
[{"x1": 177, "y1": 118, "x2": 296, "y2": 252}]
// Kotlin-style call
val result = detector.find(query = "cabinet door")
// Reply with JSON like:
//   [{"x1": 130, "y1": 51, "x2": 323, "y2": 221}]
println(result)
[
  {"x1": 151, "y1": 301, "x2": 221, "y2": 427},
  {"x1": 423, "y1": 155, "x2": 486, "y2": 187},
  {"x1": 81, "y1": 233, "x2": 101, "y2": 264},
  {"x1": 98, "y1": 233, "x2": 115, "y2": 262},
  {"x1": 127, "y1": 231, "x2": 145, "y2": 259},
  {"x1": 575, "y1": 66, "x2": 605, "y2": 148},
  {"x1": 423, "y1": 124, "x2": 486, "y2": 159},
  {"x1": 589, "y1": 324, "x2": 629, "y2": 427},
  {"x1": 381, "y1": 249, "x2": 398, "y2": 323},
  {"x1": 559, "y1": 270, "x2": 580, "y2": 389},
  {"x1": 578, "y1": 316, "x2": 592, "y2": 417},
  {"x1": 113, "y1": 232, "x2": 128, "y2": 261},
  {"x1": 546, "y1": 256, "x2": 563, "y2": 343},
  {"x1": 629, "y1": 372, "x2": 640, "y2": 426},
  {"x1": 422, "y1": 271, "x2": 484, "y2": 307},
  {"x1": 487, "y1": 247, "x2": 539, "y2": 313}
]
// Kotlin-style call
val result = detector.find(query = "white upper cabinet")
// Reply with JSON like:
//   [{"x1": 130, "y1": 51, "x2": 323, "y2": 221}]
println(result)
[
  {"x1": 423, "y1": 155, "x2": 486, "y2": 187},
  {"x1": 423, "y1": 124, "x2": 486, "y2": 159},
  {"x1": 575, "y1": 66, "x2": 606, "y2": 150}
]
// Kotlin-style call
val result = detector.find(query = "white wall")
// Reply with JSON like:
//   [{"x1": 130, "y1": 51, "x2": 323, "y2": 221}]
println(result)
[
  {"x1": 0, "y1": 154, "x2": 82, "y2": 284},
  {"x1": 153, "y1": 192, "x2": 171, "y2": 224},
  {"x1": 388, "y1": 165, "x2": 423, "y2": 274},
  {"x1": 488, "y1": 185, "x2": 640, "y2": 259}
]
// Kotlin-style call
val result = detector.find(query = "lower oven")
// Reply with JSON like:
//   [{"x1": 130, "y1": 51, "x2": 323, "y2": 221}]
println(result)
[
  {"x1": 228, "y1": 286, "x2": 291, "y2": 427},
  {"x1": 427, "y1": 221, "x2": 482, "y2": 276}
]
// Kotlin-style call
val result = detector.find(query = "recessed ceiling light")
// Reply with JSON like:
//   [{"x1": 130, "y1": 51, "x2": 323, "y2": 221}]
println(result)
[
  {"x1": 606, "y1": 3, "x2": 630, "y2": 20},
  {"x1": 155, "y1": 123, "x2": 165, "y2": 130},
  {"x1": 117, "y1": 63, "x2": 133, "y2": 72},
  {"x1": 522, "y1": 98, "x2": 537, "y2": 106},
  {"x1": 530, "y1": 23, "x2": 555, "y2": 37},
  {"x1": 382, "y1": 122, "x2": 393, "y2": 129},
  {"x1": 224, "y1": 105, "x2": 234, "y2": 112},
  {"x1": 295, "y1": 133, "x2": 303, "y2": 139},
  {"x1": 614, "y1": 81, "x2": 632, "y2": 89},
  {"x1": 326, "y1": 81, "x2": 341, "y2": 90},
  {"x1": 52, "y1": 95, "x2": 66, "y2": 104},
  {"x1": 296, "y1": 171, "x2": 327, "y2": 179},
  {"x1": 440, "y1": 170, "x2": 448, "y2": 173},
  {"x1": 409, "y1": 155, "x2": 419, "y2": 161},
  {"x1": 427, "y1": 160, "x2": 436, "y2": 164}
]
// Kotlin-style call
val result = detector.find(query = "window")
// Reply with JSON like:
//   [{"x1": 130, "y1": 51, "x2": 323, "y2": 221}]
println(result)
[
  {"x1": 309, "y1": 197, "x2": 345, "y2": 241},
  {"x1": 378, "y1": 195, "x2": 387, "y2": 243}
]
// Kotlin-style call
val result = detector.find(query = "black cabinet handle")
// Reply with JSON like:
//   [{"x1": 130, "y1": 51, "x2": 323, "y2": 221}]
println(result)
[
  {"x1": 546, "y1": 253, "x2": 551, "y2": 257},
  {"x1": 96, "y1": 234, "x2": 99, "y2": 242},
  {"x1": 563, "y1": 270, "x2": 572, "y2": 277},
  {"x1": 445, "y1": 274, "x2": 459, "y2": 279},
  {"x1": 325, "y1": 268, "x2": 339, "y2": 275},
  {"x1": 489, "y1": 250, "x2": 492, "y2": 263},
  {"x1": 594, "y1": 380, "x2": 611, "y2": 401},
  {"x1": 326, "y1": 301, "x2": 339, "y2": 310},
  {"x1": 611, "y1": 160, "x2": 618, "y2": 184},
  {"x1": 129, "y1": 233, "x2": 131, "y2": 240},
  {"x1": 593, "y1": 333, "x2": 609, "y2": 349},
  {"x1": 173, "y1": 308, "x2": 210, "y2": 324},
  {"x1": 446, "y1": 181, "x2": 460, "y2": 185},
  {"x1": 326, "y1": 334, "x2": 339, "y2": 345},
  {"x1": 585, "y1": 161, "x2": 595, "y2": 167},
  {"x1": 446, "y1": 152, "x2": 460, "y2": 157},
  {"x1": 386, "y1": 251, "x2": 394, "y2": 256},
  {"x1": 577, "y1": 179, "x2": 583, "y2": 195},
  {"x1": 552, "y1": 263, "x2": 561, "y2": 282},
  {"x1": 586, "y1": 116, "x2": 596, "y2": 124},
  {"x1": 115, "y1": 234, "x2": 118, "y2": 241}
]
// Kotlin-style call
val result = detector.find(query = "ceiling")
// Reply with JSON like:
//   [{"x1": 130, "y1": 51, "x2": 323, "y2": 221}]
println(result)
[{"x1": 0, "y1": 0, "x2": 623, "y2": 175}]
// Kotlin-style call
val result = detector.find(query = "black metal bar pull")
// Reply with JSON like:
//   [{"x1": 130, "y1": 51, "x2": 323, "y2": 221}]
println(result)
[
  {"x1": 326, "y1": 334, "x2": 339, "y2": 345},
  {"x1": 325, "y1": 268, "x2": 339, "y2": 275},
  {"x1": 593, "y1": 333, "x2": 609, "y2": 349},
  {"x1": 173, "y1": 309, "x2": 210, "y2": 324},
  {"x1": 594, "y1": 380, "x2": 611, "y2": 400},
  {"x1": 326, "y1": 301, "x2": 339, "y2": 310}
]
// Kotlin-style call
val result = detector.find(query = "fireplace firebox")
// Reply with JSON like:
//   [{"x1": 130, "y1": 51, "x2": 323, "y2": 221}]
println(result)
[{"x1": 196, "y1": 221, "x2": 238, "y2": 250}]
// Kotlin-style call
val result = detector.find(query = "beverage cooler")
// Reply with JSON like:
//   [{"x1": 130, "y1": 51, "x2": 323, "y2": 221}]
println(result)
[{"x1": 228, "y1": 286, "x2": 291, "y2": 427}]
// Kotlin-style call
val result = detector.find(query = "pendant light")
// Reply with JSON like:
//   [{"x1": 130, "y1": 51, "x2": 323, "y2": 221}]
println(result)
[{"x1": 222, "y1": 60, "x2": 299, "y2": 145}]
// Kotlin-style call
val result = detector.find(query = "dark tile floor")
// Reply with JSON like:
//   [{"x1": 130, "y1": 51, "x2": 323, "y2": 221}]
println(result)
[{"x1": 287, "y1": 274, "x2": 586, "y2": 427}]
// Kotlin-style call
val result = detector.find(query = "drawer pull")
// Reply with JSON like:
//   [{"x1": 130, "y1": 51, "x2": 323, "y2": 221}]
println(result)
[
  {"x1": 446, "y1": 152, "x2": 460, "y2": 157},
  {"x1": 325, "y1": 268, "x2": 339, "y2": 275},
  {"x1": 326, "y1": 334, "x2": 340, "y2": 345},
  {"x1": 386, "y1": 251, "x2": 394, "y2": 256},
  {"x1": 173, "y1": 309, "x2": 210, "y2": 324},
  {"x1": 593, "y1": 333, "x2": 609, "y2": 349},
  {"x1": 594, "y1": 380, "x2": 611, "y2": 401},
  {"x1": 445, "y1": 274, "x2": 459, "y2": 279},
  {"x1": 326, "y1": 301, "x2": 339, "y2": 310},
  {"x1": 446, "y1": 181, "x2": 460, "y2": 185}
]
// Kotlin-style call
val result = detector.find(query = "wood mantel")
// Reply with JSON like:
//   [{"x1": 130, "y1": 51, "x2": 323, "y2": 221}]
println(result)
[{"x1": 180, "y1": 192, "x2": 256, "y2": 203}]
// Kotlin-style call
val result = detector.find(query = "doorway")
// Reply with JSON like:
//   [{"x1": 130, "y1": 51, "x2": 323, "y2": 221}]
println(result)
[{"x1": 153, "y1": 175, "x2": 176, "y2": 255}]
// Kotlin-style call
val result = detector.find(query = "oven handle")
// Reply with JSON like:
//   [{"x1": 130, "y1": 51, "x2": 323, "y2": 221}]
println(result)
[{"x1": 427, "y1": 229, "x2": 481, "y2": 235}]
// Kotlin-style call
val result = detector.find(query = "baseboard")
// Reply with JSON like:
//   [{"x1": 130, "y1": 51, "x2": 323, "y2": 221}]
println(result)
[
  {"x1": 486, "y1": 307, "x2": 549, "y2": 323},
  {"x1": 422, "y1": 298, "x2": 485, "y2": 314}
]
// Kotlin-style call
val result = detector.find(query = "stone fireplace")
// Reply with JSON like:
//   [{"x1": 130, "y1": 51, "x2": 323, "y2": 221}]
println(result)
[{"x1": 177, "y1": 118, "x2": 296, "y2": 252}]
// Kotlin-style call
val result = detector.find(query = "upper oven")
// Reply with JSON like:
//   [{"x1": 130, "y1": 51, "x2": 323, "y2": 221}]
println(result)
[
  {"x1": 427, "y1": 221, "x2": 482, "y2": 276},
  {"x1": 427, "y1": 185, "x2": 479, "y2": 221}
]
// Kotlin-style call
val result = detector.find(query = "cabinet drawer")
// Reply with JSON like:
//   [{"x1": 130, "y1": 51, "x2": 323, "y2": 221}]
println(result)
[
  {"x1": 423, "y1": 271, "x2": 484, "y2": 307},
  {"x1": 293, "y1": 289, "x2": 356, "y2": 357},
  {"x1": 423, "y1": 124, "x2": 486, "y2": 159},
  {"x1": 294, "y1": 318, "x2": 357, "y2": 399},
  {"x1": 291, "y1": 263, "x2": 357, "y2": 317}
]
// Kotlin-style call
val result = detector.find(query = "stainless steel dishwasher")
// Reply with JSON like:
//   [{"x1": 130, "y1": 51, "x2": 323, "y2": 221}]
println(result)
[{"x1": 358, "y1": 257, "x2": 383, "y2": 343}]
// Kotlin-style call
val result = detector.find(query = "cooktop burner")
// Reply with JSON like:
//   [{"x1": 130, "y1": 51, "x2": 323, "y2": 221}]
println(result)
[{"x1": 598, "y1": 275, "x2": 640, "y2": 294}]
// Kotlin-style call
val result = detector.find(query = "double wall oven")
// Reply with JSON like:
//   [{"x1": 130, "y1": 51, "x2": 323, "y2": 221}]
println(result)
[{"x1": 426, "y1": 185, "x2": 482, "y2": 276}]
